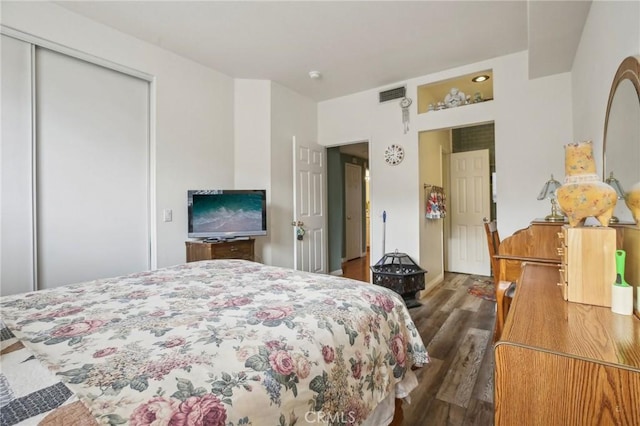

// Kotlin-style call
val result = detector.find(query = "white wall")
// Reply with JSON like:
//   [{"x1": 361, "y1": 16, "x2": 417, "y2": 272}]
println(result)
[
  {"x1": 319, "y1": 51, "x2": 573, "y2": 266},
  {"x1": 234, "y1": 79, "x2": 272, "y2": 264},
  {"x1": 571, "y1": 0, "x2": 640, "y2": 173},
  {"x1": 1, "y1": 2, "x2": 235, "y2": 268},
  {"x1": 233, "y1": 80, "x2": 317, "y2": 268}
]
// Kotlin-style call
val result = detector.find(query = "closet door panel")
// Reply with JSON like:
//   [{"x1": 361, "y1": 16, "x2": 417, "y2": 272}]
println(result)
[
  {"x1": 1, "y1": 35, "x2": 35, "y2": 296},
  {"x1": 35, "y1": 48, "x2": 149, "y2": 289}
]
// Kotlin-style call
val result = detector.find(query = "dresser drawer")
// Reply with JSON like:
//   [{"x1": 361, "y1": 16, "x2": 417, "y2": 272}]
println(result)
[
  {"x1": 186, "y1": 239, "x2": 255, "y2": 262},
  {"x1": 210, "y1": 240, "x2": 254, "y2": 260}
]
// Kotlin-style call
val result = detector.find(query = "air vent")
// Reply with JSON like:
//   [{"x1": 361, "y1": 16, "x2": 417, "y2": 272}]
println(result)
[{"x1": 379, "y1": 86, "x2": 406, "y2": 103}]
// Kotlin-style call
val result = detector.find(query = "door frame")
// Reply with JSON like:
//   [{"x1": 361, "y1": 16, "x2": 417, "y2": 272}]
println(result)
[{"x1": 344, "y1": 162, "x2": 363, "y2": 261}]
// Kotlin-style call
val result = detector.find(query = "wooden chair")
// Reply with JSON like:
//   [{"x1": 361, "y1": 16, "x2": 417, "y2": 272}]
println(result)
[{"x1": 482, "y1": 218, "x2": 515, "y2": 338}]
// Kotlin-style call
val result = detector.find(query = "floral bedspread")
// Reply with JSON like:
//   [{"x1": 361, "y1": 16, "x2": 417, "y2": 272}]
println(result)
[{"x1": 0, "y1": 260, "x2": 428, "y2": 426}]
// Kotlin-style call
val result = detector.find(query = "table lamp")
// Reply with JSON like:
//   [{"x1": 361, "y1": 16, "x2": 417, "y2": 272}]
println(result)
[
  {"x1": 605, "y1": 171, "x2": 625, "y2": 224},
  {"x1": 537, "y1": 174, "x2": 564, "y2": 222}
]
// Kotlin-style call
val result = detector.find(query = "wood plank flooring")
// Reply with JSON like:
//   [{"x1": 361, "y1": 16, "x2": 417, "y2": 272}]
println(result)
[{"x1": 341, "y1": 255, "x2": 495, "y2": 425}]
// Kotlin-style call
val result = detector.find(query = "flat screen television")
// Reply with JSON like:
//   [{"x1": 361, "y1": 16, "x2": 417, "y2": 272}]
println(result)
[{"x1": 188, "y1": 190, "x2": 267, "y2": 240}]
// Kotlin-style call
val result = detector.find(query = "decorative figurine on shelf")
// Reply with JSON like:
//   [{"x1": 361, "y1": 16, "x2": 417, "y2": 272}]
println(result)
[
  {"x1": 555, "y1": 140, "x2": 618, "y2": 227},
  {"x1": 444, "y1": 87, "x2": 466, "y2": 108}
]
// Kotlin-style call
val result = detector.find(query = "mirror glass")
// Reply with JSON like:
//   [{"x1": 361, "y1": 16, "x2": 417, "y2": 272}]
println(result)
[
  {"x1": 604, "y1": 69, "x2": 640, "y2": 223},
  {"x1": 603, "y1": 56, "x2": 640, "y2": 319}
]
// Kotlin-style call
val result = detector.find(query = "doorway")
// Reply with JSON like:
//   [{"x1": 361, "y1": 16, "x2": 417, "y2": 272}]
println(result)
[
  {"x1": 326, "y1": 142, "x2": 370, "y2": 275},
  {"x1": 419, "y1": 123, "x2": 495, "y2": 278}
]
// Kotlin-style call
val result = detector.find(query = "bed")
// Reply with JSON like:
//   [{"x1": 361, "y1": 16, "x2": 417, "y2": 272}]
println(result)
[{"x1": 0, "y1": 259, "x2": 428, "y2": 425}]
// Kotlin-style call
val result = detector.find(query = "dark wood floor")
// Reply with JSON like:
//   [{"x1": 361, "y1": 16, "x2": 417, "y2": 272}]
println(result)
[{"x1": 341, "y1": 255, "x2": 495, "y2": 425}]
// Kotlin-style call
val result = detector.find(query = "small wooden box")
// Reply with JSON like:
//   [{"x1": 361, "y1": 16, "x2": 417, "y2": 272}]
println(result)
[{"x1": 559, "y1": 226, "x2": 616, "y2": 307}]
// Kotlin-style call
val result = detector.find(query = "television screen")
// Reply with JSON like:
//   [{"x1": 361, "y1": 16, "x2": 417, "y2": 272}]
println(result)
[{"x1": 188, "y1": 190, "x2": 267, "y2": 240}]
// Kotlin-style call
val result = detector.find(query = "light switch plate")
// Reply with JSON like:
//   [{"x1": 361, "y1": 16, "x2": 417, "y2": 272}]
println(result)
[{"x1": 163, "y1": 209, "x2": 172, "y2": 222}]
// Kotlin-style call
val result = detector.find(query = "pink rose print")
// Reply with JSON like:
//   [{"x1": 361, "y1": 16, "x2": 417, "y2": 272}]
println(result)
[
  {"x1": 264, "y1": 340, "x2": 284, "y2": 351},
  {"x1": 127, "y1": 290, "x2": 149, "y2": 299},
  {"x1": 51, "y1": 307, "x2": 85, "y2": 318},
  {"x1": 390, "y1": 334, "x2": 407, "y2": 367},
  {"x1": 269, "y1": 350, "x2": 295, "y2": 376},
  {"x1": 351, "y1": 361, "x2": 363, "y2": 379},
  {"x1": 163, "y1": 337, "x2": 186, "y2": 348},
  {"x1": 93, "y1": 347, "x2": 118, "y2": 358},
  {"x1": 322, "y1": 345, "x2": 335, "y2": 363},
  {"x1": 376, "y1": 294, "x2": 395, "y2": 313},
  {"x1": 365, "y1": 293, "x2": 395, "y2": 313},
  {"x1": 27, "y1": 307, "x2": 84, "y2": 321},
  {"x1": 171, "y1": 394, "x2": 227, "y2": 426},
  {"x1": 255, "y1": 306, "x2": 293, "y2": 321},
  {"x1": 293, "y1": 353, "x2": 311, "y2": 379},
  {"x1": 225, "y1": 297, "x2": 252, "y2": 307},
  {"x1": 129, "y1": 396, "x2": 179, "y2": 426},
  {"x1": 51, "y1": 319, "x2": 105, "y2": 338}
]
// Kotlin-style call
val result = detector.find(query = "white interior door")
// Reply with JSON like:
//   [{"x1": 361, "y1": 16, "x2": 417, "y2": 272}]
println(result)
[
  {"x1": 293, "y1": 136, "x2": 326, "y2": 273},
  {"x1": 448, "y1": 149, "x2": 490, "y2": 275},
  {"x1": 345, "y1": 163, "x2": 363, "y2": 261},
  {"x1": 36, "y1": 47, "x2": 150, "y2": 289}
]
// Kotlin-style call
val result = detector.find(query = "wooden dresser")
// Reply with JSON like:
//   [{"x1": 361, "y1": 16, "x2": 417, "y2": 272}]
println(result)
[
  {"x1": 494, "y1": 263, "x2": 640, "y2": 425},
  {"x1": 185, "y1": 239, "x2": 255, "y2": 262}
]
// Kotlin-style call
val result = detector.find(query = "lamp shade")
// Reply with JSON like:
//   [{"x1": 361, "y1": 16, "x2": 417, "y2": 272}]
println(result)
[
  {"x1": 605, "y1": 172, "x2": 625, "y2": 199},
  {"x1": 537, "y1": 174, "x2": 562, "y2": 200}
]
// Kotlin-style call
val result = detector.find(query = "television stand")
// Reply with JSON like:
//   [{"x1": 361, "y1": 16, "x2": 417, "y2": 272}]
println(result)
[{"x1": 186, "y1": 239, "x2": 255, "y2": 262}]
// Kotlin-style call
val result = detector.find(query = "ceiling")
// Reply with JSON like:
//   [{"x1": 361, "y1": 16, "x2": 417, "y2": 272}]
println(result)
[{"x1": 55, "y1": 1, "x2": 591, "y2": 102}]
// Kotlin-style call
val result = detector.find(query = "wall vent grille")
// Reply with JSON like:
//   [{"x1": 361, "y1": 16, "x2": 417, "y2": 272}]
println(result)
[{"x1": 379, "y1": 86, "x2": 406, "y2": 103}]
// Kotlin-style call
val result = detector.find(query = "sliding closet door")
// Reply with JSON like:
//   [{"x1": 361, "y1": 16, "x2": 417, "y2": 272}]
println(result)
[
  {"x1": 1, "y1": 35, "x2": 35, "y2": 295},
  {"x1": 36, "y1": 48, "x2": 150, "y2": 289}
]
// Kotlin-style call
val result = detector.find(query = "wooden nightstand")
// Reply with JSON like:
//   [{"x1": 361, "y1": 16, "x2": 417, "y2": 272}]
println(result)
[{"x1": 185, "y1": 239, "x2": 255, "y2": 262}]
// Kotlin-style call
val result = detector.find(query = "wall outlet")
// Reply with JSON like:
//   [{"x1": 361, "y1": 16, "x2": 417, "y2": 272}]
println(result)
[{"x1": 163, "y1": 209, "x2": 172, "y2": 222}]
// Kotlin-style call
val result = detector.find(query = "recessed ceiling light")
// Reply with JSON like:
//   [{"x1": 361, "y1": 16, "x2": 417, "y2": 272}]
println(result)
[
  {"x1": 309, "y1": 71, "x2": 322, "y2": 79},
  {"x1": 472, "y1": 75, "x2": 490, "y2": 83}
]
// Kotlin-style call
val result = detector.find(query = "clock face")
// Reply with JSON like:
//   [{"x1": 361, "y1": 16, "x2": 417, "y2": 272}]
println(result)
[
  {"x1": 399, "y1": 97, "x2": 412, "y2": 108},
  {"x1": 384, "y1": 144, "x2": 404, "y2": 165}
]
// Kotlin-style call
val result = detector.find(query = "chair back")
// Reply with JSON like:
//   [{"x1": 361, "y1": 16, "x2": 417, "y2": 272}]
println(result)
[{"x1": 483, "y1": 218, "x2": 501, "y2": 281}]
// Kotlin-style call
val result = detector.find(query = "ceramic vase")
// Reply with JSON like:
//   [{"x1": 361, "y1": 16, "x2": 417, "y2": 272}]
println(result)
[
  {"x1": 556, "y1": 141, "x2": 617, "y2": 227},
  {"x1": 625, "y1": 181, "x2": 640, "y2": 225}
]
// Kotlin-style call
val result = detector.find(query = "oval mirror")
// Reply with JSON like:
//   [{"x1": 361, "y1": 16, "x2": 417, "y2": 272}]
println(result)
[
  {"x1": 603, "y1": 55, "x2": 640, "y2": 319},
  {"x1": 603, "y1": 56, "x2": 640, "y2": 223}
]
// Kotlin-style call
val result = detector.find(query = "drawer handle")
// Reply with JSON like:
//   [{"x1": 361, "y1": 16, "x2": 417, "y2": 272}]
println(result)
[{"x1": 230, "y1": 247, "x2": 238, "y2": 251}]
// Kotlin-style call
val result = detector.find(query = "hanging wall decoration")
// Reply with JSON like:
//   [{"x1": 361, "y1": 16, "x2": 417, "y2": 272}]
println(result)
[
  {"x1": 400, "y1": 97, "x2": 412, "y2": 134},
  {"x1": 425, "y1": 184, "x2": 446, "y2": 219}
]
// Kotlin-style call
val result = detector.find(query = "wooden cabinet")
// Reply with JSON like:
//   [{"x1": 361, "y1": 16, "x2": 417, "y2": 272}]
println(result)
[
  {"x1": 495, "y1": 263, "x2": 640, "y2": 425},
  {"x1": 185, "y1": 239, "x2": 255, "y2": 262},
  {"x1": 558, "y1": 226, "x2": 616, "y2": 306}
]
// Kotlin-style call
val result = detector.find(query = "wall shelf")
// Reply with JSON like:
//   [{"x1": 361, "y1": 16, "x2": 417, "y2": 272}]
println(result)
[{"x1": 417, "y1": 70, "x2": 494, "y2": 114}]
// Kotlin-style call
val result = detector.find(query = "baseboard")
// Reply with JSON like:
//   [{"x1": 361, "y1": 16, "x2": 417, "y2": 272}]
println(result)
[
  {"x1": 330, "y1": 269, "x2": 343, "y2": 276},
  {"x1": 418, "y1": 272, "x2": 444, "y2": 298}
]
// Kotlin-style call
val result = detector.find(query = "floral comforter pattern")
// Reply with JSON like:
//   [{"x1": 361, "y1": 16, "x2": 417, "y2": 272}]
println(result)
[{"x1": 0, "y1": 260, "x2": 428, "y2": 426}]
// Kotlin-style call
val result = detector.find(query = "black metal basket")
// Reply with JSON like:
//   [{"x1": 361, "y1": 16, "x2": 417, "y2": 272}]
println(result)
[{"x1": 370, "y1": 251, "x2": 427, "y2": 308}]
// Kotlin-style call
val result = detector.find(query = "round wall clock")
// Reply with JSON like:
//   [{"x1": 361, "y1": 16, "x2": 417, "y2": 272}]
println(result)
[{"x1": 384, "y1": 144, "x2": 404, "y2": 165}]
